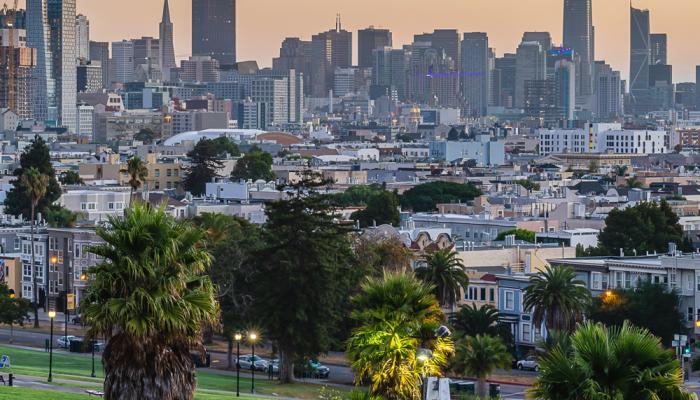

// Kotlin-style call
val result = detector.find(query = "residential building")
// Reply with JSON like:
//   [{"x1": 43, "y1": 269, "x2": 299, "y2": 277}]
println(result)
[
  {"x1": 76, "y1": 61, "x2": 102, "y2": 93},
  {"x1": 57, "y1": 189, "x2": 130, "y2": 221},
  {"x1": 89, "y1": 41, "x2": 109, "y2": 89},
  {"x1": 429, "y1": 135, "x2": 505, "y2": 165},
  {"x1": 0, "y1": 26, "x2": 37, "y2": 119}
]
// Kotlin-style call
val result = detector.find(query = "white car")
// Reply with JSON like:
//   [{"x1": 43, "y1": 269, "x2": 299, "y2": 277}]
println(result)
[
  {"x1": 57, "y1": 335, "x2": 78, "y2": 349},
  {"x1": 516, "y1": 355, "x2": 539, "y2": 372},
  {"x1": 236, "y1": 355, "x2": 268, "y2": 371}
]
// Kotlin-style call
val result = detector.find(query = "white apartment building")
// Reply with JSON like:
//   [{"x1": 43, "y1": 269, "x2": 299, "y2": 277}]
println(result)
[
  {"x1": 538, "y1": 123, "x2": 667, "y2": 155},
  {"x1": 76, "y1": 104, "x2": 94, "y2": 137}
]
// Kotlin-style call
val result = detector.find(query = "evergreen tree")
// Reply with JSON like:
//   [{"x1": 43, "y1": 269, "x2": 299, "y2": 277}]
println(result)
[
  {"x1": 5, "y1": 136, "x2": 61, "y2": 219},
  {"x1": 230, "y1": 146, "x2": 275, "y2": 182},
  {"x1": 351, "y1": 190, "x2": 401, "y2": 227},
  {"x1": 182, "y1": 138, "x2": 224, "y2": 196}
]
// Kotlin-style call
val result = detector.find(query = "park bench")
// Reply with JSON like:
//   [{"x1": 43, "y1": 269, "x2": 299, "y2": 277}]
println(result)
[{"x1": 86, "y1": 389, "x2": 104, "y2": 397}]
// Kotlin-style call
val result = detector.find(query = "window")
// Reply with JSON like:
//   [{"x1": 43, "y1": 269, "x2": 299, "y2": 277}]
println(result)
[
  {"x1": 504, "y1": 290, "x2": 515, "y2": 311},
  {"x1": 166, "y1": 169, "x2": 172, "y2": 177},
  {"x1": 591, "y1": 272, "x2": 602, "y2": 290},
  {"x1": 480, "y1": 288, "x2": 487, "y2": 301},
  {"x1": 670, "y1": 272, "x2": 677, "y2": 288},
  {"x1": 615, "y1": 271, "x2": 624, "y2": 288},
  {"x1": 154, "y1": 169, "x2": 160, "y2": 177},
  {"x1": 689, "y1": 307, "x2": 694, "y2": 322},
  {"x1": 624, "y1": 273, "x2": 631, "y2": 289},
  {"x1": 522, "y1": 323, "x2": 532, "y2": 343},
  {"x1": 108, "y1": 202, "x2": 114, "y2": 210},
  {"x1": 13, "y1": 238, "x2": 20, "y2": 250},
  {"x1": 489, "y1": 288, "x2": 495, "y2": 302},
  {"x1": 22, "y1": 264, "x2": 31, "y2": 277}
]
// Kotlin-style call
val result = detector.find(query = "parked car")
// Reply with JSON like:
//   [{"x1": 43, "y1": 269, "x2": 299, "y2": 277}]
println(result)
[
  {"x1": 516, "y1": 355, "x2": 539, "y2": 372},
  {"x1": 57, "y1": 335, "x2": 78, "y2": 349},
  {"x1": 309, "y1": 360, "x2": 330, "y2": 379},
  {"x1": 236, "y1": 355, "x2": 268, "y2": 371}
]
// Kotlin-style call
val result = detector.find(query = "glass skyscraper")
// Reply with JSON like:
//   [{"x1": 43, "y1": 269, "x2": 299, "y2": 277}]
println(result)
[
  {"x1": 27, "y1": 0, "x2": 76, "y2": 132},
  {"x1": 192, "y1": 0, "x2": 236, "y2": 66},
  {"x1": 563, "y1": 0, "x2": 594, "y2": 98}
]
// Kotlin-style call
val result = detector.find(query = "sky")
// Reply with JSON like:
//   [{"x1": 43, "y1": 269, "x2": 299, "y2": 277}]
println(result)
[{"x1": 70, "y1": 0, "x2": 700, "y2": 82}]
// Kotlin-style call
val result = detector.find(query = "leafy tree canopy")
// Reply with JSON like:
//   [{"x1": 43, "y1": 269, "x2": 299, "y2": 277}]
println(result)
[
  {"x1": 5, "y1": 136, "x2": 62, "y2": 219},
  {"x1": 514, "y1": 179, "x2": 540, "y2": 192},
  {"x1": 211, "y1": 137, "x2": 241, "y2": 157},
  {"x1": 45, "y1": 205, "x2": 79, "y2": 228},
  {"x1": 59, "y1": 170, "x2": 84, "y2": 185},
  {"x1": 400, "y1": 181, "x2": 482, "y2": 212},
  {"x1": 351, "y1": 190, "x2": 401, "y2": 227},
  {"x1": 182, "y1": 138, "x2": 224, "y2": 196},
  {"x1": 0, "y1": 283, "x2": 31, "y2": 326},
  {"x1": 332, "y1": 184, "x2": 385, "y2": 207},
  {"x1": 496, "y1": 228, "x2": 536, "y2": 243},
  {"x1": 134, "y1": 128, "x2": 158, "y2": 144},
  {"x1": 230, "y1": 146, "x2": 275, "y2": 182}
]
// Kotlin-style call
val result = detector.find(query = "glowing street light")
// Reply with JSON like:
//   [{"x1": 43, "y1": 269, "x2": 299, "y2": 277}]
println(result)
[{"x1": 48, "y1": 310, "x2": 56, "y2": 382}]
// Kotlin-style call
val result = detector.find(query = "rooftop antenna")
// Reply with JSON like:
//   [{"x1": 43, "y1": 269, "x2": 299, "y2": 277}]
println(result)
[{"x1": 336, "y1": 13, "x2": 341, "y2": 32}]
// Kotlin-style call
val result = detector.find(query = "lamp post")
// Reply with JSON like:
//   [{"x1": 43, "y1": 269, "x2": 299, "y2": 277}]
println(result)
[
  {"x1": 416, "y1": 348, "x2": 433, "y2": 400},
  {"x1": 48, "y1": 310, "x2": 56, "y2": 382},
  {"x1": 249, "y1": 332, "x2": 258, "y2": 394},
  {"x1": 234, "y1": 333, "x2": 242, "y2": 397}
]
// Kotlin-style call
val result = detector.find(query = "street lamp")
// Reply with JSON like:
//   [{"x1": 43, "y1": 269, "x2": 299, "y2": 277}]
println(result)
[
  {"x1": 416, "y1": 348, "x2": 433, "y2": 400},
  {"x1": 249, "y1": 332, "x2": 258, "y2": 394},
  {"x1": 48, "y1": 310, "x2": 56, "y2": 382},
  {"x1": 234, "y1": 333, "x2": 242, "y2": 397}
]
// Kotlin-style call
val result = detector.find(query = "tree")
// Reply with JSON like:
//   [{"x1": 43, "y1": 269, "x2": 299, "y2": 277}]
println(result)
[
  {"x1": 250, "y1": 171, "x2": 358, "y2": 383},
  {"x1": 351, "y1": 190, "x2": 401, "y2": 227},
  {"x1": 452, "y1": 335, "x2": 512, "y2": 398},
  {"x1": 211, "y1": 136, "x2": 241, "y2": 157},
  {"x1": 347, "y1": 273, "x2": 453, "y2": 400},
  {"x1": 121, "y1": 156, "x2": 148, "y2": 204},
  {"x1": 531, "y1": 321, "x2": 694, "y2": 400},
  {"x1": 514, "y1": 179, "x2": 540, "y2": 192},
  {"x1": 597, "y1": 200, "x2": 691, "y2": 255},
  {"x1": 20, "y1": 167, "x2": 49, "y2": 328},
  {"x1": 523, "y1": 265, "x2": 590, "y2": 333},
  {"x1": 415, "y1": 249, "x2": 469, "y2": 309},
  {"x1": 45, "y1": 205, "x2": 79, "y2": 228},
  {"x1": 134, "y1": 128, "x2": 158, "y2": 144},
  {"x1": 495, "y1": 228, "x2": 536, "y2": 243},
  {"x1": 59, "y1": 170, "x2": 84, "y2": 185},
  {"x1": 333, "y1": 184, "x2": 385, "y2": 207},
  {"x1": 400, "y1": 181, "x2": 482, "y2": 212},
  {"x1": 5, "y1": 136, "x2": 61, "y2": 219},
  {"x1": 182, "y1": 139, "x2": 224, "y2": 196},
  {"x1": 230, "y1": 146, "x2": 274, "y2": 182},
  {"x1": 354, "y1": 235, "x2": 413, "y2": 276},
  {"x1": 0, "y1": 283, "x2": 31, "y2": 342},
  {"x1": 82, "y1": 204, "x2": 218, "y2": 399},
  {"x1": 626, "y1": 176, "x2": 643, "y2": 188},
  {"x1": 587, "y1": 282, "x2": 686, "y2": 347},
  {"x1": 451, "y1": 304, "x2": 499, "y2": 337}
]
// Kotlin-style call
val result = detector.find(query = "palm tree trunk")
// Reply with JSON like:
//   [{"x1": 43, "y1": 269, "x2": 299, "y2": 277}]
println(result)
[
  {"x1": 278, "y1": 347, "x2": 295, "y2": 383},
  {"x1": 476, "y1": 378, "x2": 488, "y2": 399},
  {"x1": 30, "y1": 203, "x2": 39, "y2": 328}
]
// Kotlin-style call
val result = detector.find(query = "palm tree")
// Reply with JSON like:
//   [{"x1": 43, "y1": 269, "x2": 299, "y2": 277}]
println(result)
[
  {"x1": 452, "y1": 335, "x2": 512, "y2": 398},
  {"x1": 415, "y1": 249, "x2": 469, "y2": 309},
  {"x1": 121, "y1": 156, "x2": 148, "y2": 205},
  {"x1": 20, "y1": 167, "x2": 49, "y2": 328},
  {"x1": 531, "y1": 321, "x2": 695, "y2": 400},
  {"x1": 347, "y1": 273, "x2": 453, "y2": 400},
  {"x1": 523, "y1": 265, "x2": 590, "y2": 333},
  {"x1": 451, "y1": 304, "x2": 499, "y2": 337},
  {"x1": 82, "y1": 204, "x2": 218, "y2": 399}
]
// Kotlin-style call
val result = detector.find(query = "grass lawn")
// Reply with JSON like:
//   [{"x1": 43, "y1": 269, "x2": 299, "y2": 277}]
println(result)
[
  {"x1": 0, "y1": 345, "x2": 342, "y2": 399},
  {"x1": 0, "y1": 387, "x2": 91, "y2": 399}
]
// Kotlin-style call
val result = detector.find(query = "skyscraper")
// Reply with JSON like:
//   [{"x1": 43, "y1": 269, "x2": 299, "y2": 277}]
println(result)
[
  {"x1": 89, "y1": 41, "x2": 109, "y2": 89},
  {"x1": 111, "y1": 40, "x2": 134, "y2": 84},
  {"x1": 27, "y1": 0, "x2": 77, "y2": 132},
  {"x1": 272, "y1": 37, "x2": 312, "y2": 94},
  {"x1": 310, "y1": 16, "x2": 351, "y2": 97},
  {"x1": 192, "y1": 0, "x2": 236, "y2": 66},
  {"x1": 594, "y1": 60, "x2": 622, "y2": 120},
  {"x1": 460, "y1": 32, "x2": 489, "y2": 117},
  {"x1": 650, "y1": 33, "x2": 667, "y2": 65},
  {"x1": 132, "y1": 37, "x2": 159, "y2": 81},
  {"x1": 515, "y1": 41, "x2": 546, "y2": 108},
  {"x1": 563, "y1": 0, "x2": 594, "y2": 98},
  {"x1": 75, "y1": 14, "x2": 89, "y2": 61},
  {"x1": 522, "y1": 32, "x2": 552, "y2": 51},
  {"x1": 554, "y1": 59, "x2": 575, "y2": 120},
  {"x1": 696, "y1": 66, "x2": 700, "y2": 110},
  {"x1": 495, "y1": 53, "x2": 517, "y2": 108},
  {"x1": 630, "y1": 6, "x2": 650, "y2": 99},
  {"x1": 0, "y1": 23, "x2": 37, "y2": 119},
  {"x1": 159, "y1": 0, "x2": 176, "y2": 81},
  {"x1": 358, "y1": 27, "x2": 392, "y2": 68}
]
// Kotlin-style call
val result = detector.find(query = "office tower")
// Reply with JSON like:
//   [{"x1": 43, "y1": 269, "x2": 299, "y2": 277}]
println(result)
[
  {"x1": 555, "y1": 60, "x2": 575, "y2": 120},
  {"x1": 180, "y1": 56, "x2": 220, "y2": 83},
  {"x1": 460, "y1": 32, "x2": 489, "y2": 117},
  {"x1": 522, "y1": 32, "x2": 552, "y2": 51},
  {"x1": 648, "y1": 63, "x2": 674, "y2": 110},
  {"x1": 272, "y1": 37, "x2": 312, "y2": 94},
  {"x1": 696, "y1": 66, "x2": 700, "y2": 110},
  {"x1": 675, "y1": 82, "x2": 695, "y2": 110},
  {"x1": 0, "y1": 24, "x2": 37, "y2": 119},
  {"x1": 546, "y1": 47, "x2": 578, "y2": 80},
  {"x1": 238, "y1": 98, "x2": 266, "y2": 129},
  {"x1": 75, "y1": 14, "x2": 88, "y2": 61},
  {"x1": 524, "y1": 79, "x2": 558, "y2": 126},
  {"x1": 358, "y1": 27, "x2": 392, "y2": 68},
  {"x1": 334, "y1": 67, "x2": 358, "y2": 97},
  {"x1": 594, "y1": 61, "x2": 621, "y2": 120},
  {"x1": 408, "y1": 41, "x2": 458, "y2": 107},
  {"x1": 650, "y1": 33, "x2": 667, "y2": 65},
  {"x1": 515, "y1": 41, "x2": 546, "y2": 108},
  {"x1": 629, "y1": 7, "x2": 650, "y2": 102},
  {"x1": 563, "y1": 0, "x2": 594, "y2": 97},
  {"x1": 159, "y1": 0, "x2": 176, "y2": 81},
  {"x1": 428, "y1": 29, "x2": 460, "y2": 66},
  {"x1": 251, "y1": 77, "x2": 289, "y2": 128},
  {"x1": 111, "y1": 40, "x2": 134, "y2": 84},
  {"x1": 495, "y1": 53, "x2": 517, "y2": 107},
  {"x1": 27, "y1": 0, "x2": 77, "y2": 132},
  {"x1": 132, "y1": 37, "x2": 160, "y2": 81},
  {"x1": 374, "y1": 46, "x2": 409, "y2": 101},
  {"x1": 310, "y1": 16, "x2": 352, "y2": 97},
  {"x1": 488, "y1": 48, "x2": 500, "y2": 107},
  {"x1": 77, "y1": 61, "x2": 102, "y2": 93},
  {"x1": 192, "y1": 0, "x2": 236, "y2": 66},
  {"x1": 89, "y1": 41, "x2": 109, "y2": 89}
]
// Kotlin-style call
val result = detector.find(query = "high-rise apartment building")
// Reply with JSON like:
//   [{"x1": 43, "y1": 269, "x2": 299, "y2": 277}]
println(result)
[
  {"x1": 310, "y1": 17, "x2": 352, "y2": 97},
  {"x1": 358, "y1": 27, "x2": 392, "y2": 68},
  {"x1": 77, "y1": 61, "x2": 102, "y2": 93},
  {"x1": 594, "y1": 61, "x2": 622, "y2": 120},
  {"x1": 0, "y1": 25, "x2": 37, "y2": 119},
  {"x1": 515, "y1": 41, "x2": 546, "y2": 108},
  {"x1": 460, "y1": 32, "x2": 489, "y2": 117},
  {"x1": 75, "y1": 14, "x2": 88, "y2": 61},
  {"x1": 192, "y1": 0, "x2": 236, "y2": 66},
  {"x1": 89, "y1": 41, "x2": 109, "y2": 89},
  {"x1": 563, "y1": 0, "x2": 594, "y2": 98},
  {"x1": 27, "y1": 0, "x2": 77, "y2": 132},
  {"x1": 180, "y1": 56, "x2": 220, "y2": 83},
  {"x1": 111, "y1": 40, "x2": 134, "y2": 84},
  {"x1": 555, "y1": 60, "x2": 576, "y2": 120},
  {"x1": 159, "y1": 0, "x2": 176, "y2": 81}
]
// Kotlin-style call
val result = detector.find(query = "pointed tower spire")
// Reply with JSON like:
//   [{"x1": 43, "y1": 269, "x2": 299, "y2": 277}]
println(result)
[{"x1": 162, "y1": 0, "x2": 171, "y2": 23}]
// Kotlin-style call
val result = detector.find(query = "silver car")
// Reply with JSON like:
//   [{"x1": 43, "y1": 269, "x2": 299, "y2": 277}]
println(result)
[
  {"x1": 516, "y1": 355, "x2": 539, "y2": 371},
  {"x1": 236, "y1": 355, "x2": 268, "y2": 371}
]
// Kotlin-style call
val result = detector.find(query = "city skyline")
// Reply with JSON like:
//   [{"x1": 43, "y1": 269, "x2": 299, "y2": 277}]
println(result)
[{"x1": 67, "y1": 0, "x2": 700, "y2": 82}]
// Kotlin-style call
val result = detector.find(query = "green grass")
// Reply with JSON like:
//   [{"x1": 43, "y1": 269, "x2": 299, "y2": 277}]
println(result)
[
  {"x1": 0, "y1": 387, "x2": 91, "y2": 399},
  {"x1": 0, "y1": 345, "x2": 340, "y2": 399}
]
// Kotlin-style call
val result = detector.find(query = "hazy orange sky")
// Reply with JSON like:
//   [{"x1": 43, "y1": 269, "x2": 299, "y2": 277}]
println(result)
[{"x1": 68, "y1": 0, "x2": 699, "y2": 82}]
